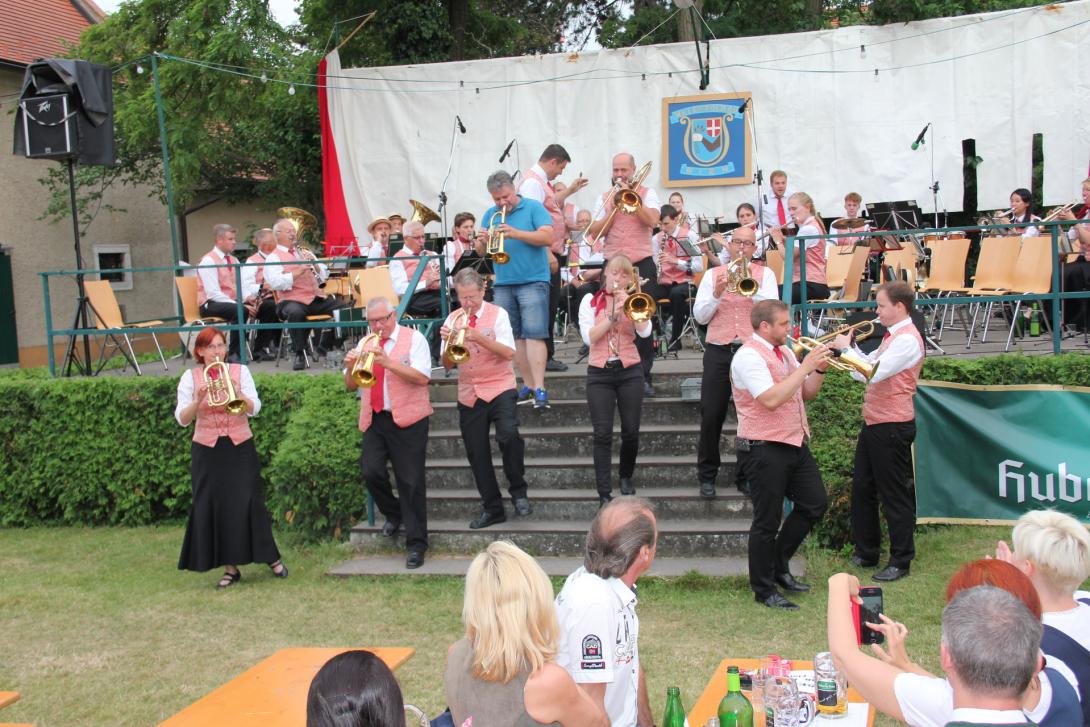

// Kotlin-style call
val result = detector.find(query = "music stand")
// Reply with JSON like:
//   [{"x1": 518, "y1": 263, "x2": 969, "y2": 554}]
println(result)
[
  {"x1": 451, "y1": 252, "x2": 493, "y2": 278},
  {"x1": 387, "y1": 234, "x2": 404, "y2": 257}
]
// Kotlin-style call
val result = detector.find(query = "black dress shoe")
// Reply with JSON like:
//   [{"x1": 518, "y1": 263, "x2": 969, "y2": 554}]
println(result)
[
  {"x1": 405, "y1": 550, "x2": 426, "y2": 569},
  {"x1": 315, "y1": 345, "x2": 329, "y2": 358},
  {"x1": 469, "y1": 509, "x2": 507, "y2": 530},
  {"x1": 578, "y1": 344, "x2": 590, "y2": 357},
  {"x1": 619, "y1": 478, "x2": 635, "y2": 496},
  {"x1": 292, "y1": 352, "x2": 306, "y2": 371},
  {"x1": 598, "y1": 492, "x2": 613, "y2": 508},
  {"x1": 850, "y1": 554, "x2": 879, "y2": 568},
  {"x1": 873, "y1": 564, "x2": 910, "y2": 582},
  {"x1": 775, "y1": 572, "x2": 811, "y2": 592},
  {"x1": 545, "y1": 358, "x2": 568, "y2": 372},
  {"x1": 512, "y1": 497, "x2": 532, "y2": 517},
  {"x1": 757, "y1": 592, "x2": 799, "y2": 611},
  {"x1": 699, "y1": 481, "x2": 716, "y2": 499},
  {"x1": 643, "y1": 382, "x2": 655, "y2": 397},
  {"x1": 381, "y1": 520, "x2": 401, "y2": 537},
  {"x1": 736, "y1": 480, "x2": 751, "y2": 496}
]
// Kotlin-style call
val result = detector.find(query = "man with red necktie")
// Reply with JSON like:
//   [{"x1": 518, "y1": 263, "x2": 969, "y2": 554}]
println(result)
[
  {"x1": 756, "y1": 169, "x2": 794, "y2": 232},
  {"x1": 439, "y1": 269, "x2": 531, "y2": 531},
  {"x1": 833, "y1": 281, "x2": 924, "y2": 582},
  {"x1": 344, "y1": 296, "x2": 433, "y2": 569},
  {"x1": 195, "y1": 223, "x2": 244, "y2": 361}
]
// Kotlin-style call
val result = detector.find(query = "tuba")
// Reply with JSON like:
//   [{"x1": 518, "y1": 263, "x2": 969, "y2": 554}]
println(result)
[
  {"x1": 622, "y1": 277, "x2": 656, "y2": 322},
  {"x1": 725, "y1": 256, "x2": 759, "y2": 297},
  {"x1": 486, "y1": 207, "x2": 508, "y2": 264},
  {"x1": 277, "y1": 206, "x2": 318, "y2": 236},
  {"x1": 204, "y1": 356, "x2": 247, "y2": 414},
  {"x1": 444, "y1": 309, "x2": 471, "y2": 365},
  {"x1": 350, "y1": 333, "x2": 381, "y2": 388},
  {"x1": 409, "y1": 199, "x2": 441, "y2": 227}
]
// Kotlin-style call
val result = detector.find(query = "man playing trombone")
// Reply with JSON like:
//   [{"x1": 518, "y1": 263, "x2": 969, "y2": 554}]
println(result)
[
  {"x1": 439, "y1": 269, "x2": 532, "y2": 530},
  {"x1": 833, "y1": 281, "x2": 924, "y2": 583}
]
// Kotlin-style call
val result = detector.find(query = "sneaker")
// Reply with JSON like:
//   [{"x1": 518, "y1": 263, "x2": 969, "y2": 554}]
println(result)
[
  {"x1": 533, "y1": 388, "x2": 551, "y2": 410},
  {"x1": 517, "y1": 385, "x2": 534, "y2": 405},
  {"x1": 546, "y1": 358, "x2": 568, "y2": 372}
]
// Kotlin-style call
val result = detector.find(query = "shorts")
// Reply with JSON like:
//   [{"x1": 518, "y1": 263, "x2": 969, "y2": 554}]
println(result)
[{"x1": 492, "y1": 281, "x2": 550, "y2": 340}]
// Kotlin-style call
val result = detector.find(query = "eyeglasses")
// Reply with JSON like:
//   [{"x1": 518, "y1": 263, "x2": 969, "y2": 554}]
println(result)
[{"x1": 366, "y1": 311, "x2": 394, "y2": 325}]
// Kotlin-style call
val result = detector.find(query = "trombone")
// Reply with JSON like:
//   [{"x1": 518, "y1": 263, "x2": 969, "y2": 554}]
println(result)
[
  {"x1": 586, "y1": 161, "x2": 652, "y2": 247},
  {"x1": 788, "y1": 336, "x2": 879, "y2": 381},
  {"x1": 204, "y1": 356, "x2": 247, "y2": 414},
  {"x1": 485, "y1": 207, "x2": 509, "y2": 264},
  {"x1": 350, "y1": 333, "x2": 380, "y2": 388},
  {"x1": 444, "y1": 309, "x2": 471, "y2": 365}
]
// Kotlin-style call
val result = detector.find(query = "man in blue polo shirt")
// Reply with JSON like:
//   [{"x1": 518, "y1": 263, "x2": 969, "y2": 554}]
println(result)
[{"x1": 478, "y1": 170, "x2": 555, "y2": 410}]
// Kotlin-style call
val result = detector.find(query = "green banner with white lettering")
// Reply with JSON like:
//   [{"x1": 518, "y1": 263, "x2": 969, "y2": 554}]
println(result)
[{"x1": 914, "y1": 381, "x2": 1090, "y2": 524}]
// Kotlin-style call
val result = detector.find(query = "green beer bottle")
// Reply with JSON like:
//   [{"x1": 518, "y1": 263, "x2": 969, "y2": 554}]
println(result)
[
  {"x1": 664, "y1": 686, "x2": 688, "y2": 727},
  {"x1": 1030, "y1": 302, "x2": 1041, "y2": 337},
  {"x1": 717, "y1": 666, "x2": 754, "y2": 727}
]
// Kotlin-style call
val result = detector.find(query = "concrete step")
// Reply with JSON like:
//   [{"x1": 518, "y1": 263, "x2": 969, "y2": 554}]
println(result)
[
  {"x1": 428, "y1": 397, "x2": 721, "y2": 429},
  {"x1": 422, "y1": 487, "x2": 752, "y2": 521},
  {"x1": 428, "y1": 370, "x2": 700, "y2": 402},
  {"x1": 422, "y1": 454, "x2": 734, "y2": 490},
  {"x1": 349, "y1": 516, "x2": 752, "y2": 557},
  {"x1": 425, "y1": 423, "x2": 735, "y2": 459},
  {"x1": 329, "y1": 554, "x2": 803, "y2": 579}
]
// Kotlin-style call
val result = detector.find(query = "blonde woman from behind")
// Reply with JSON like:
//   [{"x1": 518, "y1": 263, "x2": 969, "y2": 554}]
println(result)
[{"x1": 445, "y1": 541, "x2": 609, "y2": 727}]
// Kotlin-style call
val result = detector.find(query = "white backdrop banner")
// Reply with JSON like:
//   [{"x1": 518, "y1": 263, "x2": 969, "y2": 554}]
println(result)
[{"x1": 324, "y1": 2, "x2": 1090, "y2": 240}]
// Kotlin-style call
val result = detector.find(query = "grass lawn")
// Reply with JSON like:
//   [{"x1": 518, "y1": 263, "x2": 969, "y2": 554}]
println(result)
[{"x1": 0, "y1": 523, "x2": 1043, "y2": 726}]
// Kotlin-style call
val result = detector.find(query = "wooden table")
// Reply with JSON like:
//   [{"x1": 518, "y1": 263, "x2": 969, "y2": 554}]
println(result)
[
  {"x1": 0, "y1": 691, "x2": 20, "y2": 710},
  {"x1": 688, "y1": 658, "x2": 874, "y2": 727},
  {"x1": 158, "y1": 646, "x2": 415, "y2": 727}
]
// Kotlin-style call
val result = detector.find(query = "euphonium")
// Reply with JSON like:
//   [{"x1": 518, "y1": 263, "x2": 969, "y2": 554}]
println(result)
[
  {"x1": 622, "y1": 277, "x2": 656, "y2": 322},
  {"x1": 788, "y1": 335, "x2": 879, "y2": 381},
  {"x1": 486, "y1": 207, "x2": 509, "y2": 264},
  {"x1": 445, "y1": 309, "x2": 471, "y2": 365},
  {"x1": 351, "y1": 333, "x2": 381, "y2": 388},
  {"x1": 725, "y1": 256, "x2": 759, "y2": 297},
  {"x1": 204, "y1": 356, "x2": 247, "y2": 414}
]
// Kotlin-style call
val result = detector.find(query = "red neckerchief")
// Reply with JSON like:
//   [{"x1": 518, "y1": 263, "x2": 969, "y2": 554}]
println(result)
[{"x1": 591, "y1": 289, "x2": 611, "y2": 316}]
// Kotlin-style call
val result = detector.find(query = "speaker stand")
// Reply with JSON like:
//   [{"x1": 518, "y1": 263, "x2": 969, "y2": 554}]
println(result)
[{"x1": 59, "y1": 157, "x2": 95, "y2": 377}]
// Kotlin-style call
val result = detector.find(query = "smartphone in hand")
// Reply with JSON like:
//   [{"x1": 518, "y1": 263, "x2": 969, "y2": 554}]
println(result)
[{"x1": 852, "y1": 586, "x2": 885, "y2": 645}]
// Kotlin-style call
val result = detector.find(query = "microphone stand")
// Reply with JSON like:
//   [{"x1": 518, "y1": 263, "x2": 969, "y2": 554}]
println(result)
[
  {"x1": 742, "y1": 98, "x2": 767, "y2": 242},
  {"x1": 921, "y1": 123, "x2": 941, "y2": 228},
  {"x1": 438, "y1": 116, "x2": 462, "y2": 242}
]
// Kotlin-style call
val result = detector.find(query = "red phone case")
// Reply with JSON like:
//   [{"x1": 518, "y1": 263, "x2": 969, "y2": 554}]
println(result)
[{"x1": 851, "y1": 599, "x2": 863, "y2": 644}]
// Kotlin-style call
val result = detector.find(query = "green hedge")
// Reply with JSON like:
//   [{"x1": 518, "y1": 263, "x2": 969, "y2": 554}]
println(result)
[{"x1": 0, "y1": 354, "x2": 1086, "y2": 543}]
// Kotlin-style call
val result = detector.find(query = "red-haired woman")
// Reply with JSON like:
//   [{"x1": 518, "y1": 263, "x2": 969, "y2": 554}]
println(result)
[{"x1": 175, "y1": 327, "x2": 286, "y2": 589}]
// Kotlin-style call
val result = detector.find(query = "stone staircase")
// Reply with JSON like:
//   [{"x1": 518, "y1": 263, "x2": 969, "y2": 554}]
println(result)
[{"x1": 332, "y1": 363, "x2": 766, "y2": 578}]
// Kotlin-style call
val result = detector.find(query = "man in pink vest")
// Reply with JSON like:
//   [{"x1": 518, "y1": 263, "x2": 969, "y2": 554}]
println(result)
[
  {"x1": 195, "y1": 223, "x2": 243, "y2": 361},
  {"x1": 692, "y1": 226, "x2": 778, "y2": 499},
  {"x1": 654, "y1": 204, "x2": 703, "y2": 352},
  {"x1": 241, "y1": 228, "x2": 279, "y2": 360},
  {"x1": 833, "y1": 281, "x2": 924, "y2": 582},
  {"x1": 344, "y1": 296, "x2": 433, "y2": 569},
  {"x1": 264, "y1": 218, "x2": 343, "y2": 370},
  {"x1": 587, "y1": 153, "x2": 662, "y2": 397},
  {"x1": 439, "y1": 268, "x2": 531, "y2": 530},
  {"x1": 730, "y1": 299, "x2": 832, "y2": 610},
  {"x1": 390, "y1": 220, "x2": 442, "y2": 321},
  {"x1": 519, "y1": 144, "x2": 589, "y2": 373}
]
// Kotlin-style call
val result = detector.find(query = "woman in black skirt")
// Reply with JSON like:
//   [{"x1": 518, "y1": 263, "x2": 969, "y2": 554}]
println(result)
[{"x1": 175, "y1": 327, "x2": 286, "y2": 589}]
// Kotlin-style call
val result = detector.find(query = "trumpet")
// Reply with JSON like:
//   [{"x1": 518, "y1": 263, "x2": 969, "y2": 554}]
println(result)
[
  {"x1": 788, "y1": 336, "x2": 879, "y2": 381},
  {"x1": 1040, "y1": 202, "x2": 1078, "y2": 223},
  {"x1": 444, "y1": 309, "x2": 471, "y2": 365},
  {"x1": 807, "y1": 318, "x2": 877, "y2": 347},
  {"x1": 586, "y1": 161, "x2": 652, "y2": 247},
  {"x1": 204, "y1": 356, "x2": 247, "y2": 414},
  {"x1": 485, "y1": 207, "x2": 509, "y2": 264},
  {"x1": 725, "y1": 256, "x2": 758, "y2": 297},
  {"x1": 350, "y1": 333, "x2": 380, "y2": 388},
  {"x1": 622, "y1": 277, "x2": 656, "y2": 322}
]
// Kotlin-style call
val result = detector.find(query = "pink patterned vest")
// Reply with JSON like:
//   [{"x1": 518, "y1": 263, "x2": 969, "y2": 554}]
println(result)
[
  {"x1": 196, "y1": 250, "x2": 239, "y2": 305},
  {"x1": 246, "y1": 251, "x2": 267, "y2": 288},
  {"x1": 657, "y1": 233, "x2": 696, "y2": 286},
  {"x1": 357, "y1": 326, "x2": 433, "y2": 432},
  {"x1": 449, "y1": 302, "x2": 516, "y2": 407},
  {"x1": 863, "y1": 323, "x2": 924, "y2": 425},
  {"x1": 792, "y1": 219, "x2": 827, "y2": 285},
  {"x1": 394, "y1": 248, "x2": 437, "y2": 289},
  {"x1": 190, "y1": 364, "x2": 252, "y2": 446},
  {"x1": 602, "y1": 187, "x2": 654, "y2": 264},
  {"x1": 706, "y1": 263, "x2": 766, "y2": 345},
  {"x1": 588, "y1": 292, "x2": 642, "y2": 368},
  {"x1": 524, "y1": 167, "x2": 567, "y2": 253},
  {"x1": 276, "y1": 247, "x2": 319, "y2": 305},
  {"x1": 732, "y1": 339, "x2": 810, "y2": 446}
]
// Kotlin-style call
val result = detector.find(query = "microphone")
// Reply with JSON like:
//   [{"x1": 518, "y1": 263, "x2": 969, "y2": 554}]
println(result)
[
  {"x1": 499, "y1": 138, "x2": 516, "y2": 163},
  {"x1": 911, "y1": 123, "x2": 930, "y2": 151},
  {"x1": 737, "y1": 98, "x2": 749, "y2": 114},
  {"x1": 456, "y1": 115, "x2": 466, "y2": 134}
]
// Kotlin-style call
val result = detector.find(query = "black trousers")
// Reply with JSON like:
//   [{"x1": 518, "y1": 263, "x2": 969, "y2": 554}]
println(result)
[
  {"x1": 664, "y1": 282, "x2": 696, "y2": 344},
  {"x1": 546, "y1": 258, "x2": 563, "y2": 359},
  {"x1": 251, "y1": 297, "x2": 279, "y2": 351},
  {"x1": 697, "y1": 342, "x2": 740, "y2": 484},
  {"x1": 586, "y1": 363, "x2": 644, "y2": 495},
  {"x1": 458, "y1": 389, "x2": 527, "y2": 515},
  {"x1": 360, "y1": 411, "x2": 429, "y2": 552},
  {"x1": 200, "y1": 300, "x2": 241, "y2": 356},
  {"x1": 406, "y1": 290, "x2": 442, "y2": 360},
  {"x1": 633, "y1": 256, "x2": 663, "y2": 384},
  {"x1": 786, "y1": 281, "x2": 831, "y2": 303},
  {"x1": 277, "y1": 295, "x2": 343, "y2": 353},
  {"x1": 851, "y1": 420, "x2": 917, "y2": 568},
  {"x1": 1064, "y1": 258, "x2": 1090, "y2": 331},
  {"x1": 743, "y1": 442, "x2": 828, "y2": 598}
]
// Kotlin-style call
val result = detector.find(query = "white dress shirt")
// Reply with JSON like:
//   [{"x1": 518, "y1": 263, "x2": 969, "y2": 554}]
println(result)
[
  {"x1": 730, "y1": 333, "x2": 794, "y2": 398},
  {"x1": 443, "y1": 239, "x2": 469, "y2": 281},
  {"x1": 363, "y1": 240, "x2": 387, "y2": 269},
  {"x1": 591, "y1": 187, "x2": 662, "y2": 222},
  {"x1": 196, "y1": 247, "x2": 237, "y2": 304},
  {"x1": 652, "y1": 229, "x2": 705, "y2": 276},
  {"x1": 756, "y1": 188, "x2": 794, "y2": 229},
  {"x1": 352, "y1": 325, "x2": 432, "y2": 411},
  {"x1": 693, "y1": 265, "x2": 778, "y2": 325},
  {"x1": 578, "y1": 294, "x2": 652, "y2": 349},
  {"x1": 389, "y1": 250, "x2": 438, "y2": 295},
  {"x1": 439, "y1": 303, "x2": 515, "y2": 357},
  {"x1": 946, "y1": 707, "x2": 1031, "y2": 724},
  {"x1": 518, "y1": 163, "x2": 550, "y2": 203},
  {"x1": 175, "y1": 365, "x2": 260, "y2": 423},
  {"x1": 847, "y1": 317, "x2": 923, "y2": 384},
  {"x1": 264, "y1": 244, "x2": 329, "y2": 291},
  {"x1": 241, "y1": 251, "x2": 266, "y2": 300}
]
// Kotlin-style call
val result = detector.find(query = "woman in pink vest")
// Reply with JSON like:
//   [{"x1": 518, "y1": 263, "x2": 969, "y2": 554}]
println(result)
[
  {"x1": 175, "y1": 327, "x2": 285, "y2": 589},
  {"x1": 770, "y1": 192, "x2": 829, "y2": 303},
  {"x1": 578, "y1": 256, "x2": 653, "y2": 505}
]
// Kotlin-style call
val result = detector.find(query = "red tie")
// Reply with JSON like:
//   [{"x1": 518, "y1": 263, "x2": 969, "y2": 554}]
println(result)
[
  {"x1": 369, "y1": 337, "x2": 391, "y2": 413},
  {"x1": 774, "y1": 347, "x2": 785, "y2": 363},
  {"x1": 883, "y1": 331, "x2": 891, "y2": 342},
  {"x1": 777, "y1": 197, "x2": 787, "y2": 226},
  {"x1": 468, "y1": 314, "x2": 478, "y2": 328}
]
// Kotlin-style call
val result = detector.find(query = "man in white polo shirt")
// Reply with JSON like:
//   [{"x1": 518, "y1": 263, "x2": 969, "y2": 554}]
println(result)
[{"x1": 556, "y1": 498, "x2": 657, "y2": 727}]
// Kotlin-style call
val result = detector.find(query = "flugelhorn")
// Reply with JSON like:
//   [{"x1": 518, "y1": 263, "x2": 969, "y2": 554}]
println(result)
[
  {"x1": 486, "y1": 207, "x2": 508, "y2": 264},
  {"x1": 350, "y1": 333, "x2": 380, "y2": 388},
  {"x1": 788, "y1": 336, "x2": 879, "y2": 380},
  {"x1": 586, "y1": 161, "x2": 652, "y2": 246},
  {"x1": 204, "y1": 356, "x2": 247, "y2": 414},
  {"x1": 725, "y1": 256, "x2": 758, "y2": 297},
  {"x1": 444, "y1": 309, "x2": 471, "y2": 365},
  {"x1": 622, "y1": 277, "x2": 656, "y2": 322}
]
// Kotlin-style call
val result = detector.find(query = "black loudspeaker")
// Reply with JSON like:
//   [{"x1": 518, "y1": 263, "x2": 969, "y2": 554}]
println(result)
[{"x1": 13, "y1": 59, "x2": 115, "y2": 166}]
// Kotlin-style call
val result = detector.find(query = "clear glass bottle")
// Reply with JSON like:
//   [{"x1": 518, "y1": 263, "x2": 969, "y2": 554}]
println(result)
[{"x1": 814, "y1": 651, "x2": 847, "y2": 718}]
